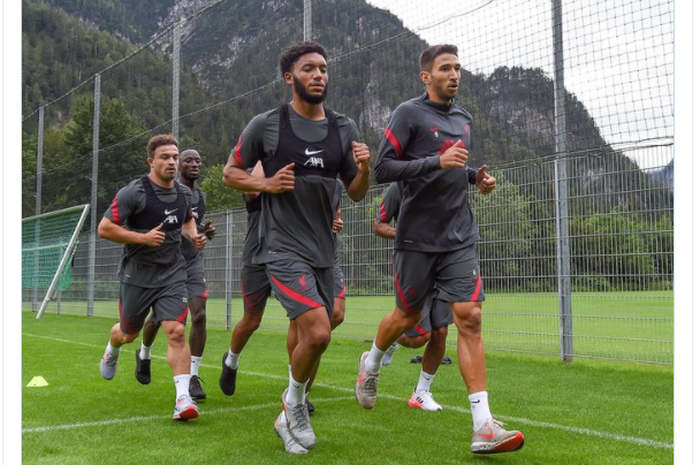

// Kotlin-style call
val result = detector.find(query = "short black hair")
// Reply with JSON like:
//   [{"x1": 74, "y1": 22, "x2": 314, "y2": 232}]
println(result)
[
  {"x1": 420, "y1": 44, "x2": 459, "y2": 72},
  {"x1": 279, "y1": 41, "x2": 328, "y2": 75}
]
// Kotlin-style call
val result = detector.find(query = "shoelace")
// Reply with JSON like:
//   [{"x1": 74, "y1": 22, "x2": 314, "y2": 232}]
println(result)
[
  {"x1": 362, "y1": 372, "x2": 378, "y2": 392},
  {"x1": 103, "y1": 354, "x2": 118, "y2": 366},
  {"x1": 290, "y1": 404, "x2": 310, "y2": 430}
]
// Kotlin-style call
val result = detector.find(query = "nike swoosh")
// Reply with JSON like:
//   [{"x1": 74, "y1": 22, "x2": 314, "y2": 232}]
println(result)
[
  {"x1": 471, "y1": 399, "x2": 481, "y2": 404},
  {"x1": 164, "y1": 208, "x2": 178, "y2": 215},
  {"x1": 305, "y1": 148, "x2": 324, "y2": 156},
  {"x1": 476, "y1": 430, "x2": 494, "y2": 440}
]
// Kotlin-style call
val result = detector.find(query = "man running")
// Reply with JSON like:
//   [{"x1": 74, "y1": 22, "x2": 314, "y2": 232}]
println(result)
[
  {"x1": 222, "y1": 41, "x2": 370, "y2": 454},
  {"x1": 354, "y1": 44, "x2": 524, "y2": 454},
  {"x1": 136, "y1": 149, "x2": 215, "y2": 401},
  {"x1": 98, "y1": 134, "x2": 206, "y2": 421}
]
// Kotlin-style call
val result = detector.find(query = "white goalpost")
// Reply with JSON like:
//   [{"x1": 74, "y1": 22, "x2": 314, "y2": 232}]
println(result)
[{"x1": 22, "y1": 204, "x2": 91, "y2": 319}]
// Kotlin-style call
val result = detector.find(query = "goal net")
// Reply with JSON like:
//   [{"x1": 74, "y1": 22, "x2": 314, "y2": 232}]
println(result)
[{"x1": 22, "y1": 204, "x2": 91, "y2": 319}]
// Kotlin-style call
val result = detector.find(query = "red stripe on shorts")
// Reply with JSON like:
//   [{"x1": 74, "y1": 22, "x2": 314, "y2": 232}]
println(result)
[
  {"x1": 470, "y1": 275, "x2": 482, "y2": 302},
  {"x1": 270, "y1": 274, "x2": 322, "y2": 309},
  {"x1": 393, "y1": 269, "x2": 417, "y2": 314}
]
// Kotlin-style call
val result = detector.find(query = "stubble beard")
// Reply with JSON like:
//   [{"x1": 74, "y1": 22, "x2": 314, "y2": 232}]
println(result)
[{"x1": 293, "y1": 76, "x2": 327, "y2": 105}]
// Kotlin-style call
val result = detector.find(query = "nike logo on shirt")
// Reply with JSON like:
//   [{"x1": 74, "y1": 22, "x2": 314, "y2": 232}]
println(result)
[
  {"x1": 304, "y1": 148, "x2": 324, "y2": 156},
  {"x1": 164, "y1": 208, "x2": 178, "y2": 215}
]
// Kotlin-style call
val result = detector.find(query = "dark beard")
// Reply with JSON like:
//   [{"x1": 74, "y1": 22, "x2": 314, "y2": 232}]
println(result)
[{"x1": 293, "y1": 76, "x2": 327, "y2": 104}]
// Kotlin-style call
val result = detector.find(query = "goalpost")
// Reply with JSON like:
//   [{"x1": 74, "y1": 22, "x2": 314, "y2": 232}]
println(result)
[{"x1": 22, "y1": 204, "x2": 91, "y2": 319}]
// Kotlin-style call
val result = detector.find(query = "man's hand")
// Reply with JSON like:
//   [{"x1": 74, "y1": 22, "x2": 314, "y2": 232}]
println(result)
[
  {"x1": 352, "y1": 141, "x2": 371, "y2": 174},
  {"x1": 192, "y1": 234, "x2": 207, "y2": 251},
  {"x1": 439, "y1": 139, "x2": 469, "y2": 169},
  {"x1": 475, "y1": 165, "x2": 496, "y2": 194},
  {"x1": 332, "y1": 210, "x2": 344, "y2": 234},
  {"x1": 263, "y1": 162, "x2": 295, "y2": 194},
  {"x1": 143, "y1": 223, "x2": 165, "y2": 247},
  {"x1": 203, "y1": 220, "x2": 216, "y2": 240}
]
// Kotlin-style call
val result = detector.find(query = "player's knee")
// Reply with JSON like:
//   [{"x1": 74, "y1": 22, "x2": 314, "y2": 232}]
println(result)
[
  {"x1": 164, "y1": 322, "x2": 187, "y2": 343},
  {"x1": 191, "y1": 309, "x2": 206, "y2": 329},
  {"x1": 433, "y1": 326, "x2": 448, "y2": 340},
  {"x1": 454, "y1": 304, "x2": 482, "y2": 333},
  {"x1": 331, "y1": 307, "x2": 345, "y2": 329}
]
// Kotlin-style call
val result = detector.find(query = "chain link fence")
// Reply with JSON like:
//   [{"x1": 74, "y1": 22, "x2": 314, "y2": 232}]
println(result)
[{"x1": 22, "y1": 0, "x2": 673, "y2": 364}]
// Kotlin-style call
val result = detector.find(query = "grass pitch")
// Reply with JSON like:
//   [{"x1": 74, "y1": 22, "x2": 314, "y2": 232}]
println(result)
[{"x1": 22, "y1": 311, "x2": 672, "y2": 464}]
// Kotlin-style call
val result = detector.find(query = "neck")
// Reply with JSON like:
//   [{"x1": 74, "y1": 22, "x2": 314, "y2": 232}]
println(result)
[
  {"x1": 290, "y1": 97, "x2": 325, "y2": 121},
  {"x1": 177, "y1": 175, "x2": 195, "y2": 190},
  {"x1": 426, "y1": 90, "x2": 452, "y2": 106},
  {"x1": 149, "y1": 172, "x2": 174, "y2": 189}
]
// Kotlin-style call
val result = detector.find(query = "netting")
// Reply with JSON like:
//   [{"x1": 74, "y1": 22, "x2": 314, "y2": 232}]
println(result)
[{"x1": 22, "y1": 205, "x2": 89, "y2": 292}]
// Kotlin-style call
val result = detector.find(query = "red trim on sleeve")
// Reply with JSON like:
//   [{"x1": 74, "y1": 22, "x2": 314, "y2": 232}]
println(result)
[
  {"x1": 110, "y1": 197, "x2": 120, "y2": 225},
  {"x1": 379, "y1": 201, "x2": 387, "y2": 222},
  {"x1": 384, "y1": 127, "x2": 402, "y2": 160},
  {"x1": 233, "y1": 135, "x2": 243, "y2": 166}
]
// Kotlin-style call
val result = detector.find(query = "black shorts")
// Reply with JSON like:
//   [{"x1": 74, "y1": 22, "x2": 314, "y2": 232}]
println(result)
[
  {"x1": 266, "y1": 259, "x2": 333, "y2": 320},
  {"x1": 393, "y1": 245, "x2": 484, "y2": 315},
  {"x1": 118, "y1": 281, "x2": 189, "y2": 334}
]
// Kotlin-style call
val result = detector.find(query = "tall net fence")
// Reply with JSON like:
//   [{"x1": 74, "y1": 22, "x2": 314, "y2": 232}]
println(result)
[{"x1": 22, "y1": 0, "x2": 673, "y2": 364}]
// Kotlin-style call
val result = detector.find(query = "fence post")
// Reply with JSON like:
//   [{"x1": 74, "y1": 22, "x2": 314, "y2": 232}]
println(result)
[
  {"x1": 225, "y1": 210, "x2": 233, "y2": 330},
  {"x1": 552, "y1": 0, "x2": 573, "y2": 361},
  {"x1": 87, "y1": 73, "x2": 101, "y2": 317},
  {"x1": 32, "y1": 106, "x2": 45, "y2": 312},
  {"x1": 303, "y1": 0, "x2": 312, "y2": 40},
  {"x1": 172, "y1": 19, "x2": 182, "y2": 139}
]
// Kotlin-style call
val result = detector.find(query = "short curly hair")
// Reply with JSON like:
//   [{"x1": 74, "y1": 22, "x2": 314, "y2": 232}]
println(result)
[{"x1": 279, "y1": 41, "x2": 328, "y2": 75}]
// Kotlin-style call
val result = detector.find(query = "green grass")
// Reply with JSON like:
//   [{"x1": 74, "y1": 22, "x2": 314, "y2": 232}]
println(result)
[
  {"x1": 23, "y1": 311, "x2": 672, "y2": 464},
  {"x1": 25, "y1": 290, "x2": 673, "y2": 364}
]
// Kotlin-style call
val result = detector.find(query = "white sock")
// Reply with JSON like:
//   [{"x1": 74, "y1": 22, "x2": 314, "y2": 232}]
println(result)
[
  {"x1": 284, "y1": 373, "x2": 307, "y2": 407},
  {"x1": 226, "y1": 349, "x2": 240, "y2": 369},
  {"x1": 469, "y1": 391, "x2": 493, "y2": 430},
  {"x1": 105, "y1": 341, "x2": 120, "y2": 357},
  {"x1": 365, "y1": 342, "x2": 385, "y2": 374},
  {"x1": 190, "y1": 356, "x2": 202, "y2": 376},
  {"x1": 174, "y1": 374, "x2": 191, "y2": 398},
  {"x1": 416, "y1": 370, "x2": 435, "y2": 393},
  {"x1": 139, "y1": 342, "x2": 152, "y2": 360}
]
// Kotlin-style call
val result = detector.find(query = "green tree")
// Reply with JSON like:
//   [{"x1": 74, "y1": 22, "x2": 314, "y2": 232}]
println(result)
[
  {"x1": 61, "y1": 95, "x2": 147, "y2": 214},
  {"x1": 199, "y1": 164, "x2": 245, "y2": 213}
]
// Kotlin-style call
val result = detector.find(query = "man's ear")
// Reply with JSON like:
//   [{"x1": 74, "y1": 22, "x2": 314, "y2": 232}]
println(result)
[
  {"x1": 283, "y1": 72, "x2": 294, "y2": 85},
  {"x1": 420, "y1": 70, "x2": 431, "y2": 85}
]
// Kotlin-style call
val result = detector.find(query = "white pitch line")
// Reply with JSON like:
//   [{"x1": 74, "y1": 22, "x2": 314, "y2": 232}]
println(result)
[
  {"x1": 22, "y1": 397, "x2": 354, "y2": 434},
  {"x1": 22, "y1": 333, "x2": 674, "y2": 450}
]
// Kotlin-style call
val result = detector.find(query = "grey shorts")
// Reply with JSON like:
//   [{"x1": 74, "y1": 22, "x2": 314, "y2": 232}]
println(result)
[
  {"x1": 405, "y1": 289, "x2": 454, "y2": 337},
  {"x1": 241, "y1": 264, "x2": 272, "y2": 314},
  {"x1": 334, "y1": 263, "x2": 346, "y2": 299},
  {"x1": 265, "y1": 259, "x2": 333, "y2": 320},
  {"x1": 393, "y1": 245, "x2": 485, "y2": 315},
  {"x1": 186, "y1": 267, "x2": 208, "y2": 300},
  {"x1": 118, "y1": 281, "x2": 189, "y2": 334}
]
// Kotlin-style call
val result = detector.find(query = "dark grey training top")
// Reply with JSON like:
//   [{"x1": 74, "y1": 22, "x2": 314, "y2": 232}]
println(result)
[
  {"x1": 376, "y1": 181, "x2": 403, "y2": 225},
  {"x1": 232, "y1": 104, "x2": 359, "y2": 268},
  {"x1": 104, "y1": 176, "x2": 193, "y2": 288},
  {"x1": 373, "y1": 93, "x2": 480, "y2": 252}
]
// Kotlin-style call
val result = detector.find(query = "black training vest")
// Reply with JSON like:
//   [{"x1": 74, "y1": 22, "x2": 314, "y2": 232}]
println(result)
[
  {"x1": 262, "y1": 104, "x2": 344, "y2": 179},
  {"x1": 128, "y1": 176, "x2": 187, "y2": 232}
]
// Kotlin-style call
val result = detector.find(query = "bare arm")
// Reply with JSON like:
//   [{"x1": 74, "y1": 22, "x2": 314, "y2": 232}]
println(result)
[
  {"x1": 98, "y1": 217, "x2": 165, "y2": 247},
  {"x1": 345, "y1": 141, "x2": 371, "y2": 201},
  {"x1": 182, "y1": 216, "x2": 206, "y2": 251},
  {"x1": 223, "y1": 155, "x2": 295, "y2": 194},
  {"x1": 373, "y1": 218, "x2": 396, "y2": 240}
]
